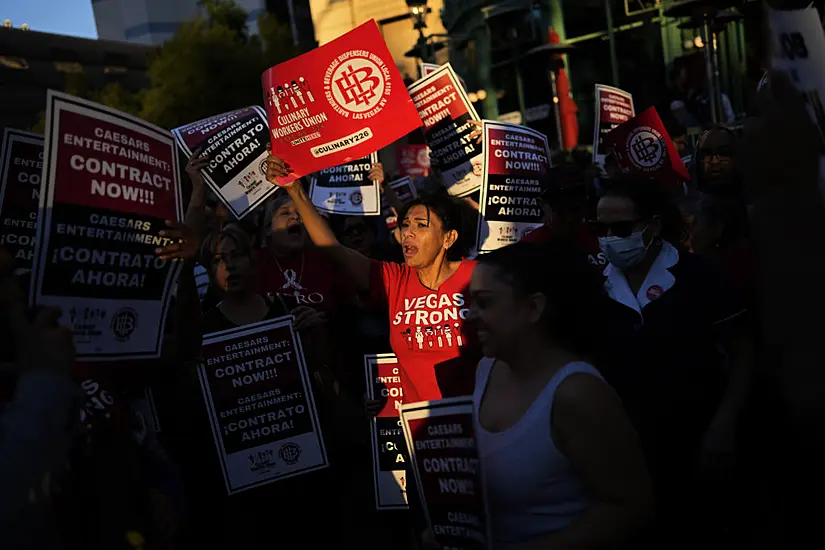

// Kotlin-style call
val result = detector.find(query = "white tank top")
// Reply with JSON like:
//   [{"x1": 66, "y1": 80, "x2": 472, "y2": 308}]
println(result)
[{"x1": 473, "y1": 358, "x2": 601, "y2": 544}]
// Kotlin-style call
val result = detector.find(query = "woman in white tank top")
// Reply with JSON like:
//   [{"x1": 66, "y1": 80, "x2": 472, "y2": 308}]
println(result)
[{"x1": 467, "y1": 242, "x2": 653, "y2": 548}]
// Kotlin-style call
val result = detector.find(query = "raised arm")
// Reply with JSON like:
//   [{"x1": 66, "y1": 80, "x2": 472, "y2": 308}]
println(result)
[{"x1": 265, "y1": 152, "x2": 373, "y2": 293}]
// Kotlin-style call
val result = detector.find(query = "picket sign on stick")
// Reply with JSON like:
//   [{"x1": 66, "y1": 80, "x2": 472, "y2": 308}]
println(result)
[
  {"x1": 400, "y1": 396, "x2": 492, "y2": 550},
  {"x1": 172, "y1": 106, "x2": 274, "y2": 220},
  {"x1": 408, "y1": 63, "x2": 483, "y2": 197},
  {"x1": 475, "y1": 120, "x2": 551, "y2": 253},
  {"x1": 308, "y1": 152, "x2": 380, "y2": 215},
  {"x1": 364, "y1": 353, "x2": 409, "y2": 510},
  {"x1": 767, "y1": 5, "x2": 825, "y2": 201},
  {"x1": 592, "y1": 84, "x2": 635, "y2": 172},
  {"x1": 30, "y1": 91, "x2": 183, "y2": 361},
  {"x1": 262, "y1": 19, "x2": 422, "y2": 185},
  {"x1": 199, "y1": 316, "x2": 328, "y2": 495},
  {"x1": 0, "y1": 128, "x2": 43, "y2": 275}
]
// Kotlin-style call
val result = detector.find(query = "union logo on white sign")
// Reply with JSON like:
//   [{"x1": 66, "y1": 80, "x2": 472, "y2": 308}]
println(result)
[{"x1": 626, "y1": 126, "x2": 665, "y2": 171}]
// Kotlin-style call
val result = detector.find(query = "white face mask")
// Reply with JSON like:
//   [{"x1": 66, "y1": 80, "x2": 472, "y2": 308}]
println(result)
[{"x1": 599, "y1": 226, "x2": 651, "y2": 269}]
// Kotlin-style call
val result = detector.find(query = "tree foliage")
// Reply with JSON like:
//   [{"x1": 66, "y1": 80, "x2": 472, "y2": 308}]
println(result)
[{"x1": 59, "y1": 0, "x2": 295, "y2": 130}]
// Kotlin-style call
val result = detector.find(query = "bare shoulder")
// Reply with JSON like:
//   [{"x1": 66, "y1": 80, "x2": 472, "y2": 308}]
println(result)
[{"x1": 553, "y1": 371, "x2": 622, "y2": 420}]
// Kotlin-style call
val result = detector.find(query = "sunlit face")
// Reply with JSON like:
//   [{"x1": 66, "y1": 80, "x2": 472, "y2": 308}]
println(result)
[
  {"x1": 596, "y1": 195, "x2": 658, "y2": 247},
  {"x1": 340, "y1": 216, "x2": 374, "y2": 255},
  {"x1": 212, "y1": 236, "x2": 252, "y2": 294},
  {"x1": 398, "y1": 205, "x2": 455, "y2": 269},
  {"x1": 468, "y1": 264, "x2": 544, "y2": 358},
  {"x1": 269, "y1": 198, "x2": 306, "y2": 252},
  {"x1": 699, "y1": 130, "x2": 736, "y2": 187}
]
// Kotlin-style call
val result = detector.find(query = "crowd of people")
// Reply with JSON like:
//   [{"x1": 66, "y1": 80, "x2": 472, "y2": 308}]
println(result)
[{"x1": 1, "y1": 30, "x2": 825, "y2": 548}]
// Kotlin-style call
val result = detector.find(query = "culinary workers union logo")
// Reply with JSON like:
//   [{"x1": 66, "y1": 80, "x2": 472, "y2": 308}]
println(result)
[
  {"x1": 326, "y1": 52, "x2": 389, "y2": 117},
  {"x1": 626, "y1": 126, "x2": 665, "y2": 171}
]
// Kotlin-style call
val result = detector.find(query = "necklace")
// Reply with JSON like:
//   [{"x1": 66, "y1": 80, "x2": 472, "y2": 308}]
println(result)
[{"x1": 273, "y1": 252, "x2": 305, "y2": 297}]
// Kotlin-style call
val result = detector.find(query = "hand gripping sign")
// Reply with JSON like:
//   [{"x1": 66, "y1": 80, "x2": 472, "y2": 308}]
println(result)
[
  {"x1": 603, "y1": 106, "x2": 688, "y2": 189},
  {"x1": 592, "y1": 84, "x2": 635, "y2": 171},
  {"x1": 0, "y1": 128, "x2": 43, "y2": 274},
  {"x1": 172, "y1": 106, "x2": 274, "y2": 220},
  {"x1": 476, "y1": 121, "x2": 552, "y2": 253},
  {"x1": 200, "y1": 316, "x2": 328, "y2": 494},
  {"x1": 262, "y1": 20, "x2": 422, "y2": 185},
  {"x1": 401, "y1": 396, "x2": 492, "y2": 550},
  {"x1": 364, "y1": 353, "x2": 410, "y2": 510},
  {"x1": 408, "y1": 64, "x2": 483, "y2": 197},
  {"x1": 30, "y1": 91, "x2": 183, "y2": 361},
  {"x1": 767, "y1": 5, "x2": 825, "y2": 199}
]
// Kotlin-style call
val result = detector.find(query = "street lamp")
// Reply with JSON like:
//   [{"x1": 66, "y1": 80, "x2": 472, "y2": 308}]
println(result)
[{"x1": 406, "y1": 0, "x2": 431, "y2": 64}]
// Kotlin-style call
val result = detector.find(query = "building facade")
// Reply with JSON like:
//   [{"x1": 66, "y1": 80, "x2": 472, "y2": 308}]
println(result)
[
  {"x1": 441, "y1": 0, "x2": 754, "y2": 148},
  {"x1": 309, "y1": 0, "x2": 448, "y2": 81},
  {"x1": 0, "y1": 27, "x2": 153, "y2": 131},
  {"x1": 91, "y1": 0, "x2": 316, "y2": 50}
]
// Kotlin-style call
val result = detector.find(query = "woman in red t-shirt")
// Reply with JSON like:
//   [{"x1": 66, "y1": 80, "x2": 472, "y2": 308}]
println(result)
[{"x1": 266, "y1": 154, "x2": 480, "y2": 403}]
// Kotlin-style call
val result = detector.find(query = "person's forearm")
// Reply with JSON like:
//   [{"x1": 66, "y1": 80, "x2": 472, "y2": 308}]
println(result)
[
  {"x1": 0, "y1": 371, "x2": 81, "y2": 518},
  {"x1": 503, "y1": 502, "x2": 649, "y2": 550},
  {"x1": 286, "y1": 182, "x2": 341, "y2": 248},
  {"x1": 184, "y1": 183, "x2": 207, "y2": 237},
  {"x1": 285, "y1": 182, "x2": 373, "y2": 291}
]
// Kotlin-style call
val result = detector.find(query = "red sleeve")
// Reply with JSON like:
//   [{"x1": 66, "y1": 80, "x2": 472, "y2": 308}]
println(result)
[{"x1": 367, "y1": 260, "x2": 404, "y2": 309}]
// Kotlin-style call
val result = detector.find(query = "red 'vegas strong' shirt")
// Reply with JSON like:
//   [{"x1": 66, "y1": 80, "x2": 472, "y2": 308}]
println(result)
[{"x1": 370, "y1": 259, "x2": 479, "y2": 403}]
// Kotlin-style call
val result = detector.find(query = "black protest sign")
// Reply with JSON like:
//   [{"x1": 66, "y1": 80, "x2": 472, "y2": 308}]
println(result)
[
  {"x1": 408, "y1": 64, "x2": 482, "y2": 197},
  {"x1": 309, "y1": 151, "x2": 380, "y2": 215},
  {"x1": 476, "y1": 121, "x2": 551, "y2": 252},
  {"x1": 200, "y1": 316, "x2": 328, "y2": 494},
  {"x1": 0, "y1": 129, "x2": 43, "y2": 273},
  {"x1": 365, "y1": 353, "x2": 409, "y2": 510},
  {"x1": 382, "y1": 176, "x2": 418, "y2": 230},
  {"x1": 401, "y1": 397, "x2": 492, "y2": 550},
  {"x1": 173, "y1": 106, "x2": 274, "y2": 220},
  {"x1": 30, "y1": 91, "x2": 183, "y2": 360}
]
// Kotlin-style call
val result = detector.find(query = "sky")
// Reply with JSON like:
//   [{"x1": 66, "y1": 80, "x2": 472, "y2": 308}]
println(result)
[{"x1": 0, "y1": 0, "x2": 98, "y2": 38}]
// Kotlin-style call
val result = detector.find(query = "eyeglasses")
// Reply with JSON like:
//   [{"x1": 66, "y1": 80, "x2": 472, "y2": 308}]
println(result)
[{"x1": 588, "y1": 219, "x2": 643, "y2": 238}]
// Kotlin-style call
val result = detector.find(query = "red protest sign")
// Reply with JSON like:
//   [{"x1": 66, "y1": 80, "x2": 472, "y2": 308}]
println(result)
[
  {"x1": 603, "y1": 106, "x2": 689, "y2": 188},
  {"x1": 262, "y1": 20, "x2": 422, "y2": 185},
  {"x1": 397, "y1": 144, "x2": 430, "y2": 177}
]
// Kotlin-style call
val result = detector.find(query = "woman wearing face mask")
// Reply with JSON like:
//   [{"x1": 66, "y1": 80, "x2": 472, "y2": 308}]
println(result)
[
  {"x1": 594, "y1": 176, "x2": 754, "y2": 548},
  {"x1": 266, "y1": 155, "x2": 480, "y2": 403},
  {"x1": 469, "y1": 242, "x2": 653, "y2": 549}
]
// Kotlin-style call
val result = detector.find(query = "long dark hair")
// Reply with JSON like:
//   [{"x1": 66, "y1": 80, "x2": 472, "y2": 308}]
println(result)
[{"x1": 477, "y1": 241, "x2": 607, "y2": 355}]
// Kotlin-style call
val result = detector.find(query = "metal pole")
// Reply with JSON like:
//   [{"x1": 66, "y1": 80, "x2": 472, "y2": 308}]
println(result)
[
  {"x1": 549, "y1": 69, "x2": 564, "y2": 150},
  {"x1": 605, "y1": 0, "x2": 620, "y2": 87},
  {"x1": 700, "y1": 19, "x2": 720, "y2": 123}
]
